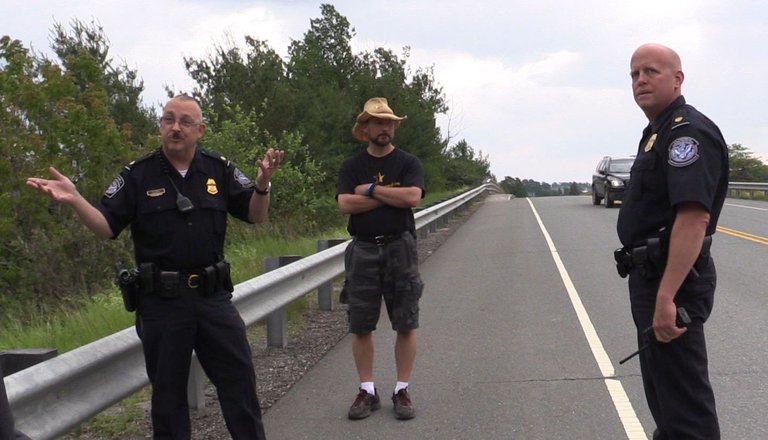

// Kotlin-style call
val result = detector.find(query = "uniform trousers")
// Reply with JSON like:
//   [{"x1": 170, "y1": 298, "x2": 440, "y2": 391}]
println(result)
[
  {"x1": 137, "y1": 288, "x2": 265, "y2": 440},
  {"x1": 628, "y1": 257, "x2": 720, "y2": 440}
]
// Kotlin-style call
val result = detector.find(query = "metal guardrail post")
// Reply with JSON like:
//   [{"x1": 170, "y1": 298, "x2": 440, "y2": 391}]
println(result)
[
  {"x1": 316, "y1": 239, "x2": 347, "y2": 311},
  {"x1": 265, "y1": 256, "x2": 303, "y2": 348}
]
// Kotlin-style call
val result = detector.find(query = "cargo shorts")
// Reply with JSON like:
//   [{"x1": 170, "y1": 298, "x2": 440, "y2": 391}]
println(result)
[{"x1": 340, "y1": 232, "x2": 424, "y2": 333}]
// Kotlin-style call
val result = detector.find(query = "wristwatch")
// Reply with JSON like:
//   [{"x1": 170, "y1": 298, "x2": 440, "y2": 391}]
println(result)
[{"x1": 254, "y1": 181, "x2": 271, "y2": 195}]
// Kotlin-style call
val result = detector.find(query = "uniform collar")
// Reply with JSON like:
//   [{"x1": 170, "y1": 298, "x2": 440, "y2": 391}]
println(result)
[{"x1": 649, "y1": 95, "x2": 686, "y2": 133}]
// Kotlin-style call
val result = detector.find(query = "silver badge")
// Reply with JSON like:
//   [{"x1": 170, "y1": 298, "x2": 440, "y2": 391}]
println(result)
[
  {"x1": 105, "y1": 176, "x2": 125, "y2": 198},
  {"x1": 668, "y1": 137, "x2": 699, "y2": 167},
  {"x1": 234, "y1": 168, "x2": 254, "y2": 188}
]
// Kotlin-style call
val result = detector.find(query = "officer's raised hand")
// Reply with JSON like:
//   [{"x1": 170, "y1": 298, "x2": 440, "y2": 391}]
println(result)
[{"x1": 255, "y1": 148, "x2": 285, "y2": 188}]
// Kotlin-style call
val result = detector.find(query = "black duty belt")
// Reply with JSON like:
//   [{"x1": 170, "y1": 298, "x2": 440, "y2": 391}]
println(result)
[
  {"x1": 139, "y1": 260, "x2": 234, "y2": 296},
  {"x1": 356, "y1": 234, "x2": 404, "y2": 246},
  {"x1": 158, "y1": 268, "x2": 209, "y2": 289}
]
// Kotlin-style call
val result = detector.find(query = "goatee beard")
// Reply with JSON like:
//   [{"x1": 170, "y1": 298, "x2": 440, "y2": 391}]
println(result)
[{"x1": 371, "y1": 135, "x2": 390, "y2": 147}]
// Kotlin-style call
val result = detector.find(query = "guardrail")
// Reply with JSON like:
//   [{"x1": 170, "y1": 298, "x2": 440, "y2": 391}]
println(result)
[
  {"x1": 4, "y1": 183, "x2": 500, "y2": 440},
  {"x1": 728, "y1": 181, "x2": 768, "y2": 200}
]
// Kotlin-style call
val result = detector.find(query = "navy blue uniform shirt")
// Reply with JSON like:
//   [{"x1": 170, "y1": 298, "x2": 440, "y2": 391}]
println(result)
[
  {"x1": 97, "y1": 148, "x2": 255, "y2": 270},
  {"x1": 617, "y1": 96, "x2": 729, "y2": 247}
]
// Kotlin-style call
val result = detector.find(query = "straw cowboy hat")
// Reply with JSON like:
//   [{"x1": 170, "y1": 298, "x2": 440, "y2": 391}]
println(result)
[{"x1": 352, "y1": 97, "x2": 407, "y2": 142}]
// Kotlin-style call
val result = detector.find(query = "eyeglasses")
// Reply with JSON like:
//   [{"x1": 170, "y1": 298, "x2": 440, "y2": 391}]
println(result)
[{"x1": 159, "y1": 116, "x2": 202, "y2": 129}]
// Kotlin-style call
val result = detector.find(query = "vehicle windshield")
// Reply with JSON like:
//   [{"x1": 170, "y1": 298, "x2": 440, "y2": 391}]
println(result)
[{"x1": 609, "y1": 159, "x2": 634, "y2": 173}]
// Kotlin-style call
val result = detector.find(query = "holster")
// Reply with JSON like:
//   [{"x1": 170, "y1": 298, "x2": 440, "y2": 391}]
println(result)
[{"x1": 115, "y1": 265, "x2": 140, "y2": 312}]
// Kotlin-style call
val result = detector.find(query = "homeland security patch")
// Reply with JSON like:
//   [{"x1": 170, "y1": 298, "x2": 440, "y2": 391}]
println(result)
[
  {"x1": 668, "y1": 137, "x2": 700, "y2": 167},
  {"x1": 105, "y1": 176, "x2": 125, "y2": 198},
  {"x1": 234, "y1": 168, "x2": 254, "y2": 188}
]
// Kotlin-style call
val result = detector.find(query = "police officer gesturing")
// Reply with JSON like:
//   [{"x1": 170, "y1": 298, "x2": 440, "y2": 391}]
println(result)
[
  {"x1": 27, "y1": 94, "x2": 282, "y2": 439},
  {"x1": 617, "y1": 44, "x2": 728, "y2": 439}
]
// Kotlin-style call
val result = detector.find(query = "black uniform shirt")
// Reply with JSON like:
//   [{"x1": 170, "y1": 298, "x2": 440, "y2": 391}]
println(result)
[
  {"x1": 337, "y1": 148, "x2": 425, "y2": 237},
  {"x1": 97, "y1": 148, "x2": 255, "y2": 270},
  {"x1": 617, "y1": 96, "x2": 729, "y2": 247}
]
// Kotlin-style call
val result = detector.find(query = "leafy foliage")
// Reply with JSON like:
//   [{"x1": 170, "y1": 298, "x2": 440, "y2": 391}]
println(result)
[{"x1": 728, "y1": 143, "x2": 768, "y2": 181}]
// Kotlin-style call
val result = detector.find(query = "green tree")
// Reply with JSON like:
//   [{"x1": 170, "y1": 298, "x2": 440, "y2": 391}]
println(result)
[
  {"x1": 50, "y1": 19, "x2": 157, "y2": 147},
  {"x1": 728, "y1": 143, "x2": 768, "y2": 181},
  {"x1": 0, "y1": 28, "x2": 136, "y2": 322},
  {"x1": 500, "y1": 176, "x2": 528, "y2": 197},
  {"x1": 184, "y1": 36, "x2": 294, "y2": 136},
  {"x1": 443, "y1": 139, "x2": 491, "y2": 187}
]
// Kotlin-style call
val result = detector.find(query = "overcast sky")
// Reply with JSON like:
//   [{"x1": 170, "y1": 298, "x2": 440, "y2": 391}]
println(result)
[{"x1": 3, "y1": 0, "x2": 766, "y2": 183}]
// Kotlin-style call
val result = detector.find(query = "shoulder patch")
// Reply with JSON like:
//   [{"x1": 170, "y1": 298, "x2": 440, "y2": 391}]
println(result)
[
  {"x1": 668, "y1": 137, "x2": 700, "y2": 167},
  {"x1": 105, "y1": 175, "x2": 125, "y2": 198},
  {"x1": 233, "y1": 168, "x2": 254, "y2": 188}
]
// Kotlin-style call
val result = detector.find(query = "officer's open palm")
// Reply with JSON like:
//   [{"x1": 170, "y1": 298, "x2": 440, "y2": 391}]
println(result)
[{"x1": 26, "y1": 167, "x2": 80, "y2": 205}]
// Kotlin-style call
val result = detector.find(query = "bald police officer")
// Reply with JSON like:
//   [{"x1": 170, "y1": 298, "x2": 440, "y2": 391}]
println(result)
[
  {"x1": 27, "y1": 94, "x2": 283, "y2": 439},
  {"x1": 617, "y1": 44, "x2": 728, "y2": 439}
]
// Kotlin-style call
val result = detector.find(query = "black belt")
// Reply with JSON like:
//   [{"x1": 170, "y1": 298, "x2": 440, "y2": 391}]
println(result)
[
  {"x1": 157, "y1": 267, "x2": 211, "y2": 289},
  {"x1": 356, "y1": 234, "x2": 404, "y2": 245}
]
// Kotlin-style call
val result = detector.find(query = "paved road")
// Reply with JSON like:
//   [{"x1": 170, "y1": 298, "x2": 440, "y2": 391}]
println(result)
[{"x1": 263, "y1": 195, "x2": 768, "y2": 439}]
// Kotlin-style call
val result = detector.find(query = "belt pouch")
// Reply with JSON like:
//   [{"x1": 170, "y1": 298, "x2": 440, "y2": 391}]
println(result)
[
  {"x1": 138, "y1": 262, "x2": 156, "y2": 294},
  {"x1": 215, "y1": 260, "x2": 234, "y2": 293},
  {"x1": 202, "y1": 265, "x2": 217, "y2": 296},
  {"x1": 158, "y1": 271, "x2": 180, "y2": 297}
]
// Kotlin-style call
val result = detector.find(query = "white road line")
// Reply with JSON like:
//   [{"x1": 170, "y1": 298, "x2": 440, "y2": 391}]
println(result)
[
  {"x1": 724, "y1": 202, "x2": 768, "y2": 211},
  {"x1": 526, "y1": 198, "x2": 647, "y2": 440}
]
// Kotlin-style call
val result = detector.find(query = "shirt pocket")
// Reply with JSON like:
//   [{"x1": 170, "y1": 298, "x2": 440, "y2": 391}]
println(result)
[
  {"x1": 136, "y1": 193, "x2": 177, "y2": 238},
  {"x1": 198, "y1": 196, "x2": 228, "y2": 238},
  {"x1": 630, "y1": 154, "x2": 663, "y2": 201}
]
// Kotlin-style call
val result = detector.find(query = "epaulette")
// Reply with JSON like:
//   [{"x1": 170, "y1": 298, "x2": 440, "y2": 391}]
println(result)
[
  {"x1": 670, "y1": 109, "x2": 691, "y2": 131},
  {"x1": 200, "y1": 149, "x2": 231, "y2": 167},
  {"x1": 123, "y1": 149, "x2": 157, "y2": 172}
]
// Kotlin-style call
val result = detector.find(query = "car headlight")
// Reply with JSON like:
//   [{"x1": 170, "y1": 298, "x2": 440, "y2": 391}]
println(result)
[{"x1": 608, "y1": 176, "x2": 624, "y2": 187}]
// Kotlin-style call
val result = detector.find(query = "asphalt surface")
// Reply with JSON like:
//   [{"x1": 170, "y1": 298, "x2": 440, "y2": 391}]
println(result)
[{"x1": 262, "y1": 195, "x2": 768, "y2": 440}]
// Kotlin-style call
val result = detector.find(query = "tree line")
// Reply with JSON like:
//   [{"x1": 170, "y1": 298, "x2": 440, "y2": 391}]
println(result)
[{"x1": 0, "y1": 4, "x2": 491, "y2": 323}]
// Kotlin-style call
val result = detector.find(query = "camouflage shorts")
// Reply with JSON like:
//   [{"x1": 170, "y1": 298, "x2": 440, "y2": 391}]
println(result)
[{"x1": 340, "y1": 232, "x2": 424, "y2": 333}]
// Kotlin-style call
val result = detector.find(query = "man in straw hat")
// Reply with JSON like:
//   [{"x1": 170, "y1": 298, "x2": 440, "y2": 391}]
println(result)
[{"x1": 337, "y1": 97, "x2": 425, "y2": 420}]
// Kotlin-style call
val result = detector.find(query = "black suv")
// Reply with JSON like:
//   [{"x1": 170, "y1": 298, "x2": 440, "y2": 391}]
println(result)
[{"x1": 592, "y1": 156, "x2": 634, "y2": 208}]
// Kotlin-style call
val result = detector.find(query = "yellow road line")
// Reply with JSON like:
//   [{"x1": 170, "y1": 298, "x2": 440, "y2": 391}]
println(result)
[{"x1": 717, "y1": 226, "x2": 768, "y2": 245}]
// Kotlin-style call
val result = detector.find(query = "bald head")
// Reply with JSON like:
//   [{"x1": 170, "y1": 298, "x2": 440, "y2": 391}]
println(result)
[
  {"x1": 630, "y1": 43, "x2": 685, "y2": 122},
  {"x1": 632, "y1": 43, "x2": 682, "y2": 72},
  {"x1": 165, "y1": 94, "x2": 203, "y2": 122}
]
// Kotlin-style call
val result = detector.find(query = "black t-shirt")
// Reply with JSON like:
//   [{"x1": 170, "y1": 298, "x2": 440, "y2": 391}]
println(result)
[
  {"x1": 617, "y1": 96, "x2": 729, "y2": 247},
  {"x1": 337, "y1": 148, "x2": 425, "y2": 237},
  {"x1": 96, "y1": 147, "x2": 255, "y2": 269}
]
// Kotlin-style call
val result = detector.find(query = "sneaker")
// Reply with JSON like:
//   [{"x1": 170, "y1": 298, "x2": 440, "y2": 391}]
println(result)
[
  {"x1": 348, "y1": 388, "x2": 381, "y2": 420},
  {"x1": 392, "y1": 388, "x2": 415, "y2": 420}
]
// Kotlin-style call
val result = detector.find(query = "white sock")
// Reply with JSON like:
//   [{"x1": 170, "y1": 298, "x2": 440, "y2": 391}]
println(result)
[
  {"x1": 361, "y1": 382, "x2": 375, "y2": 396},
  {"x1": 394, "y1": 381, "x2": 409, "y2": 394}
]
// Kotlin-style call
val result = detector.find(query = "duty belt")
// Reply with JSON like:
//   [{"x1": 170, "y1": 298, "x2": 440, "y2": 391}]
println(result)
[
  {"x1": 614, "y1": 235, "x2": 712, "y2": 279},
  {"x1": 139, "y1": 260, "x2": 234, "y2": 297}
]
